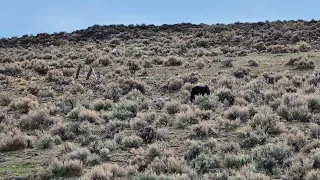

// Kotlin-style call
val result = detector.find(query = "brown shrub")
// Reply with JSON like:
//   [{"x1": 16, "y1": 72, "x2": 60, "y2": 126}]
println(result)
[
  {"x1": 0, "y1": 130, "x2": 29, "y2": 152},
  {"x1": 46, "y1": 69, "x2": 63, "y2": 82},
  {"x1": 10, "y1": 97, "x2": 38, "y2": 113},
  {"x1": 85, "y1": 163, "x2": 127, "y2": 180}
]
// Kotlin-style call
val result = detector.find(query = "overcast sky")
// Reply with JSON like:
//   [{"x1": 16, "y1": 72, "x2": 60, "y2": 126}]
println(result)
[{"x1": 0, "y1": 0, "x2": 319, "y2": 38}]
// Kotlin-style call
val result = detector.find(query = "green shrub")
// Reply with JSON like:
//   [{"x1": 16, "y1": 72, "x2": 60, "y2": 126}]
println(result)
[
  {"x1": 194, "y1": 95, "x2": 218, "y2": 111},
  {"x1": 165, "y1": 101, "x2": 181, "y2": 114},
  {"x1": 223, "y1": 153, "x2": 251, "y2": 169},
  {"x1": 121, "y1": 135, "x2": 143, "y2": 148},
  {"x1": 253, "y1": 142, "x2": 292, "y2": 173},
  {"x1": 191, "y1": 153, "x2": 221, "y2": 173},
  {"x1": 20, "y1": 108, "x2": 54, "y2": 130}
]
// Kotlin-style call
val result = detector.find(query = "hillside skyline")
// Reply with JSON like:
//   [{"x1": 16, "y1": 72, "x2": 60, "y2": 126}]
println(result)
[{"x1": 1, "y1": 0, "x2": 319, "y2": 38}]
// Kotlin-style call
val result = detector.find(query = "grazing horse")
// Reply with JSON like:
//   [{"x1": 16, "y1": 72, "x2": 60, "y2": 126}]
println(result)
[{"x1": 190, "y1": 85, "x2": 210, "y2": 102}]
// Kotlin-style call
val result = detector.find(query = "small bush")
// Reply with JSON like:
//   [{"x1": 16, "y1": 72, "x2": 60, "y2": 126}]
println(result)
[
  {"x1": 194, "y1": 95, "x2": 218, "y2": 111},
  {"x1": 221, "y1": 59, "x2": 233, "y2": 67},
  {"x1": 195, "y1": 59, "x2": 206, "y2": 69},
  {"x1": 307, "y1": 95, "x2": 320, "y2": 113},
  {"x1": 216, "y1": 88, "x2": 235, "y2": 106},
  {"x1": 286, "y1": 131, "x2": 307, "y2": 152},
  {"x1": 138, "y1": 126, "x2": 158, "y2": 143},
  {"x1": 295, "y1": 59, "x2": 315, "y2": 70},
  {"x1": 10, "y1": 97, "x2": 38, "y2": 113},
  {"x1": 253, "y1": 142, "x2": 292, "y2": 173},
  {"x1": 233, "y1": 67, "x2": 250, "y2": 78},
  {"x1": 286, "y1": 155, "x2": 313, "y2": 180},
  {"x1": 249, "y1": 108, "x2": 284, "y2": 134},
  {"x1": 183, "y1": 140, "x2": 204, "y2": 162},
  {"x1": 165, "y1": 101, "x2": 181, "y2": 114},
  {"x1": 37, "y1": 134, "x2": 55, "y2": 149},
  {"x1": 20, "y1": 108, "x2": 54, "y2": 130},
  {"x1": 223, "y1": 153, "x2": 251, "y2": 169},
  {"x1": 191, "y1": 153, "x2": 221, "y2": 173},
  {"x1": 121, "y1": 135, "x2": 143, "y2": 148},
  {"x1": 0, "y1": 131, "x2": 29, "y2": 152},
  {"x1": 142, "y1": 60, "x2": 153, "y2": 68},
  {"x1": 34, "y1": 59, "x2": 49, "y2": 75},
  {"x1": 286, "y1": 56, "x2": 303, "y2": 66},
  {"x1": 309, "y1": 123, "x2": 320, "y2": 139},
  {"x1": 0, "y1": 63, "x2": 22, "y2": 76},
  {"x1": 266, "y1": 44, "x2": 289, "y2": 54},
  {"x1": 85, "y1": 53, "x2": 96, "y2": 64},
  {"x1": 62, "y1": 68, "x2": 75, "y2": 77},
  {"x1": 78, "y1": 109, "x2": 100, "y2": 123},
  {"x1": 305, "y1": 170, "x2": 320, "y2": 180},
  {"x1": 191, "y1": 121, "x2": 216, "y2": 138},
  {"x1": 84, "y1": 163, "x2": 127, "y2": 180},
  {"x1": 225, "y1": 105, "x2": 251, "y2": 122},
  {"x1": 164, "y1": 56, "x2": 182, "y2": 66},
  {"x1": 91, "y1": 99, "x2": 113, "y2": 111},
  {"x1": 104, "y1": 82, "x2": 123, "y2": 102},
  {"x1": 0, "y1": 92, "x2": 11, "y2": 106},
  {"x1": 46, "y1": 69, "x2": 63, "y2": 82},
  {"x1": 118, "y1": 78, "x2": 146, "y2": 94},
  {"x1": 45, "y1": 158, "x2": 83, "y2": 178},
  {"x1": 167, "y1": 77, "x2": 184, "y2": 91},
  {"x1": 248, "y1": 60, "x2": 259, "y2": 67},
  {"x1": 113, "y1": 100, "x2": 139, "y2": 120},
  {"x1": 98, "y1": 56, "x2": 111, "y2": 66},
  {"x1": 175, "y1": 110, "x2": 199, "y2": 128}
]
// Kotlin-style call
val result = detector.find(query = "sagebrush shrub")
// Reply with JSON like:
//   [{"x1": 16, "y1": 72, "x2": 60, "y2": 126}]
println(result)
[
  {"x1": 223, "y1": 153, "x2": 251, "y2": 169},
  {"x1": 98, "y1": 55, "x2": 111, "y2": 66},
  {"x1": 164, "y1": 56, "x2": 182, "y2": 66},
  {"x1": 286, "y1": 131, "x2": 307, "y2": 152},
  {"x1": 20, "y1": 108, "x2": 54, "y2": 129},
  {"x1": 167, "y1": 77, "x2": 184, "y2": 91},
  {"x1": 191, "y1": 153, "x2": 221, "y2": 173},
  {"x1": 44, "y1": 158, "x2": 83, "y2": 178},
  {"x1": 183, "y1": 140, "x2": 205, "y2": 162},
  {"x1": 104, "y1": 82, "x2": 123, "y2": 102},
  {"x1": 121, "y1": 135, "x2": 143, "y2": 148},
  {"x1": 216, "y1": 88, "x2": 235, "y2": 106},
  {"x1": 191, "y1": 121, "x2": 216, "y2": 138},
  {"x1": 33, "y1": 59, "x2": 49, "y2": 75},
  {"x1": 0, "y1": 131, "x2": 29, "y2": 152},
  {"x1": 252, "y1": 142, "x2": 292, "y2": 173},
  {"x1": 225, "y1": 105, "x2": 251, "y2": 122},
  {"x1": 165, "y1": 101, "x2": 181, "y2": 115},
  {"x1": 0, "y1": 92, "x2": 11, "y2": 106},
  {"x1": 78, "y1": 108, "x2": 100, "y2": 123},
  {"x1": 194, "y1": 95, "x2": 218, "y2": 111},
  {"x1": 295, "y1": 59, "x2": 315, "y2": 70},
  {"x1": 233, "y1": 67, "x2": 251, "y2": 78},
  {"x1": 221, "y1": 59, "x2": 233, "y2": 67},
  {"x1": 0, "y1": 63, "x2": 22, "y2": 76},
  {"x1": 91, "y1": 99, "x2": 113, "y2": 111},
  {"x1": 46, "y1": 69, "x2": 63, "y2": 82}
]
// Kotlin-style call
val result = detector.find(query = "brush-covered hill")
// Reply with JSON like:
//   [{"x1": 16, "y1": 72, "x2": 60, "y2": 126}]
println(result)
[{"x1": 1, "y1": 19, "x2": 320, "y2": 180}]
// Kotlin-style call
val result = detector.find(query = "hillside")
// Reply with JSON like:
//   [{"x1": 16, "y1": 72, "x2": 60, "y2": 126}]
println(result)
[{"x1": 1, "y1": 19, "x2": 320, "y2": 180}]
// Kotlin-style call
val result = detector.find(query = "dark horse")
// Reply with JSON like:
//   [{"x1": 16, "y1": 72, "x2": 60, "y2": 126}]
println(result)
[{"x1": 190, "y1": 85, "x2": 210, "y2": 102}]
